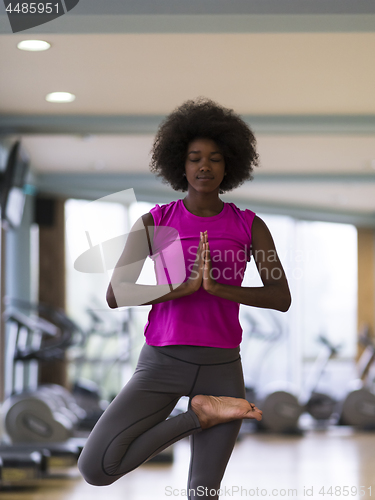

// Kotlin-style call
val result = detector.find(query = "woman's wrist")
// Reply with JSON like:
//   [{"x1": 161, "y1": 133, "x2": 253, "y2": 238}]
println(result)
[
  {"x1": 204, "y1": 280, "x2": 221, "y2": 295},
  {"x1": 182, "y1": 280, "x2": 200, "y2": 295}
]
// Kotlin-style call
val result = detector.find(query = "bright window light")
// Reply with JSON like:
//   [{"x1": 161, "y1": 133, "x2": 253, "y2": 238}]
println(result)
[
  {"x1": 46, "y1": 92, "x2": 76, "y2": 103},
  {"x1": 17, "y1": 40, "x2": 51, "y2": 51}
]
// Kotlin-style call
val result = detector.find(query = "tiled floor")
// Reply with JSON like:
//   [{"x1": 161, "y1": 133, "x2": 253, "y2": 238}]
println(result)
[{"x1": 1, "y1": 427, "x2": 375, "y2": 500}]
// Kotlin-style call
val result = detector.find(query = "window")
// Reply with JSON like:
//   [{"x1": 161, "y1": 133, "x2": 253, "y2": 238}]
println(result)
[{"x1": 240, "y1": 214, "x2": 357, "y2": 396}]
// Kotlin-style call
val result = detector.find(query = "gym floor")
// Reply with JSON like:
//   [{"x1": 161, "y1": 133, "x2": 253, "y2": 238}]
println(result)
[{"x1": 1, "y1": 427, "x2": 374, "y2": 500}]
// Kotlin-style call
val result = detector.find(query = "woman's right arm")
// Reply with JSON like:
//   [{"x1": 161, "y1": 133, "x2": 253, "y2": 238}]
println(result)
[{"x1": 106, "y1": 212, "x2": 205, "y2": 308}]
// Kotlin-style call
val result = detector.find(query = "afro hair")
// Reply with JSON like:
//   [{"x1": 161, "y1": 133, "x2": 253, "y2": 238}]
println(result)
[{"x1": 150, "y1": 97, "x2": 259, "y2": 194}]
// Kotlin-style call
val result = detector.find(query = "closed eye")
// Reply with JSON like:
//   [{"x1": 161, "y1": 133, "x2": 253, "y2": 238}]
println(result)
[{"x1": 188, "y1": 157, "x2": 222, "y2": 162}]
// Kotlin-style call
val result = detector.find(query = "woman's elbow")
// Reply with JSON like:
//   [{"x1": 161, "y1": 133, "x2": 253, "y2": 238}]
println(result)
[
  {"x1": 106, "y1": 296, "x2": 118, "y2": 309},
  {"x1": 279, "y1": 290, "x2": 292, "y2": 312},
  {"x1": 107, "y1": 298, "x2": 118, "y2": 309},
  {"x1": 106, "y1": 286, "x2": 118, "y2": 309}
]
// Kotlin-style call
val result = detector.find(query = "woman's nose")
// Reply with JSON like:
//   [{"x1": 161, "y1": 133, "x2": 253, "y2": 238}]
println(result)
[{"x1": 200, "y1": 160, "x2": 211, "y2": 170}]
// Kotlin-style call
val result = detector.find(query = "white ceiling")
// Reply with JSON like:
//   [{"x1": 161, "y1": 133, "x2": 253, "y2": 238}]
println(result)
[
  {"x1": 1, "y1": 14, "x2": 375, "y2": 223},
  {"x1": 1, "y1": 33, "x2": 375, "y2": 115}
]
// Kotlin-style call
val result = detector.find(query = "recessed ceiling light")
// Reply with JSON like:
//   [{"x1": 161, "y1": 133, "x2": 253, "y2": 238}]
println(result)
[
  {"x1": 17, "y1": 40, "x2": 51, "y2": 51},
  {"x1": 46, "y1": 92, "x2": 76, "y2": 103}
]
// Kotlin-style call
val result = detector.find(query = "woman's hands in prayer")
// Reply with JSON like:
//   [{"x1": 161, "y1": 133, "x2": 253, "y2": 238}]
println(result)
[{"x1": 185, "y1": 230, "x2": 217, "y2": 295}]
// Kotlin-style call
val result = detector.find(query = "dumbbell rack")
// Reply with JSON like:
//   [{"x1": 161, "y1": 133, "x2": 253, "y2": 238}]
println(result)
[{"x1": 0, "y1": 305, "x2": 85, "y2": 488}]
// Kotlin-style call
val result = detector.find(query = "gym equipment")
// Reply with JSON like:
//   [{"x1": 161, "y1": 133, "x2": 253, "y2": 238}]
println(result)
[
  {"x1": 0, "y1": 441, "x2": 83, "y2": 485},
  {"x1": 70, "y1": 304, "x2": 131, "y2": 394},
  {"x1": 0, "y1": 449, "x2": 46, "y2": 488},
  {"x1": 241, "y1": 307, "x2": 283, "y2": 403},
  {"x1": 71, "y1": 379, "x2": 107, "y2": 431},
  {"x1": 256, "y1": 384, "x2": 303, "y2": 434},
  {"x1": 3, "y1": 392, "x2": 74, "y2": 443},
  {"x1": 240, "y1": 308, "x2": 304, "y2": 434},
  {"x1": 0, "y1": 301, "x2": 86, "y2": 487},
  {"x1": 68, "y1": 302, "x2": 134, "y2": 430},
  {"x1": 2, "y1": 305, "x2": 82, "y2": 443},
  {"x1": 1, "y1": 298, "x2": 173, "y2": 471},
  {"x1": 37, "y1": 384, "x2": 86, "y2": 424},
  {"x1": 300, "y1": 335, "x2": 341, "y2": 422},
  {"x1": 339, "y1": 326, "x2": 375, "y2": 428}
]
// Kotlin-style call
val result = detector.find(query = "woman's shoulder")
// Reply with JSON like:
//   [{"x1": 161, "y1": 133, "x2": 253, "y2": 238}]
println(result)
[
  {"x1": 226, "y1": 202, "x2": 256, "y2": 225},
  {"x1": 148, "y1": 200, "x2": 180, "y2": 226}
]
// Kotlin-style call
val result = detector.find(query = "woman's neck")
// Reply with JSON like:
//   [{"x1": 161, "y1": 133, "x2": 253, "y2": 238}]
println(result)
[{"x1": 183, "y1": 191, "x2": 224, "y2": 217}]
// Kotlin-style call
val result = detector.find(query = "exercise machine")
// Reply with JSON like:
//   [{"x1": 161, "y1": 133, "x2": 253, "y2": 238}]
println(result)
[
  {"x1": 69, "y1": 303, "x2": 131, "y2": 424},
  {"x1": 299, "y1": 334, "x2": 341, "y2": 424},
  {"x1": 339, "y1": 326, "x2": 375, "y2": 429},
  {"x1": 240, "y1": 308, "x2": 303, "y2": 434}
]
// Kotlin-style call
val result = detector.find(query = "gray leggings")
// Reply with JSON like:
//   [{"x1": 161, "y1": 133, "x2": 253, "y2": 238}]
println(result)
[{"x1": 78, "y1": 343, "x2": 245, "y2": 499}]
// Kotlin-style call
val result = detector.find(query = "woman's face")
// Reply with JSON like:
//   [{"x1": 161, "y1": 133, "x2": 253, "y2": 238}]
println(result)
[{"x1": 184, "y1": 138, "x2": 226, "y2": 194}]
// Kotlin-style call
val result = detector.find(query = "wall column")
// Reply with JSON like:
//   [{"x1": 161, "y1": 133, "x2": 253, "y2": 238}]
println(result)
[
  {"x1": 38, "y1": 196, "x2": 67, "y2": 387},
  {"x1": 357, "y1": 227, "x2": 375, "y2": 357}
]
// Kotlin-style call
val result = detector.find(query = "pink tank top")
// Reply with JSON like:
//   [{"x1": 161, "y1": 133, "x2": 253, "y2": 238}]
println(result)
[{"x1": 144, "y1": 199, "x2": 256, "y2": 348}]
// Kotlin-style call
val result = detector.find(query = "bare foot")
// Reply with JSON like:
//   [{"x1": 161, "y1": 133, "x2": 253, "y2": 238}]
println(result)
[{"x1": 191, "y1": 395, "x2": 263, "y2": 430}]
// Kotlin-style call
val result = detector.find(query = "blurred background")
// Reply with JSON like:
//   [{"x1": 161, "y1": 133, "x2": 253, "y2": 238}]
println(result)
[{"x1": 1, "y1": 0, "x2": 375, "y2": 498}]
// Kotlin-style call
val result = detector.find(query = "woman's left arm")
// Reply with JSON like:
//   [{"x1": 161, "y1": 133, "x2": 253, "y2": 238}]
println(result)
[{"x1": 202, "y1": 216, "x2": 292, "y2": 312}]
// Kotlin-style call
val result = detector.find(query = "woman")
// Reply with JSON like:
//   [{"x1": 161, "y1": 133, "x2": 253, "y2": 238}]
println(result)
[{"x1": 78, "y1": 98, "x2": 291, "y2": 499}]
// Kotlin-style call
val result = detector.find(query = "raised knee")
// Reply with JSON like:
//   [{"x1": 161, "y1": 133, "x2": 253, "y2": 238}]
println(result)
[{"x1": 77, "y1": 454, "x2": 116, "y2": 487}]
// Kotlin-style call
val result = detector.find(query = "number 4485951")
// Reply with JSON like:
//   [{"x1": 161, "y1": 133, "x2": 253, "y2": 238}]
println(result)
[
  {"x1": 319, "y1": 486, "x2": 371, "y2": 497},
  {"x1": 6, "y1": 3, "x2": 60, "y2": 14}
]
